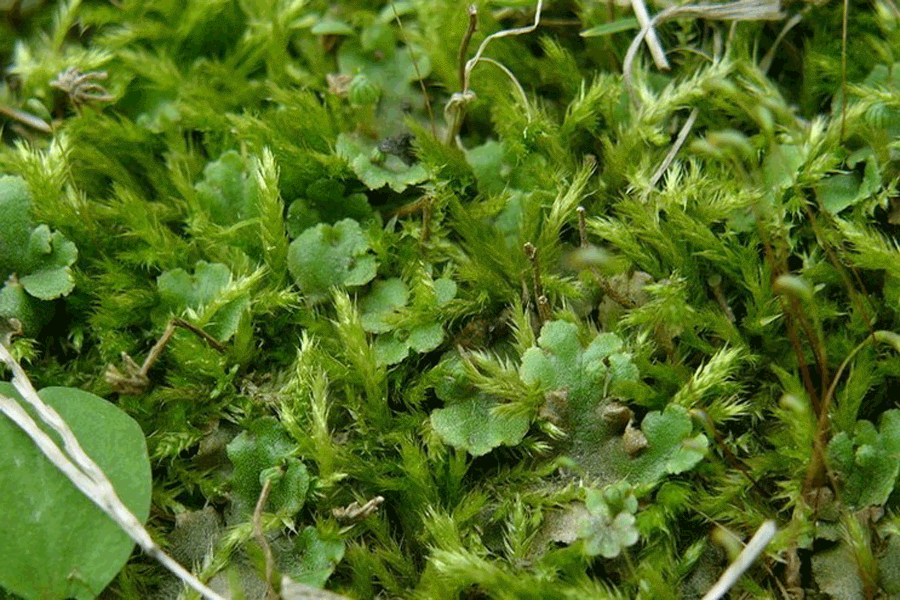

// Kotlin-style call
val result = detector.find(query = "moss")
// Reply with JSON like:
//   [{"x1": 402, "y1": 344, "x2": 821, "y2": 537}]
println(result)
[{"x1": 2, "y1": 0, "x2": 900, "y2": 598}]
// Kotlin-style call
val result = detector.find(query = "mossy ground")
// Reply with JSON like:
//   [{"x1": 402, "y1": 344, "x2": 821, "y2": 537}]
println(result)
[{"x1": 2, "y1": 1, "x2": 900, "y2": 598}]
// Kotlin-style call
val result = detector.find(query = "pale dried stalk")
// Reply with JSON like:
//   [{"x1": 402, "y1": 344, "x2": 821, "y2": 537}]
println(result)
[
  {"x1": 446, "y1": 0, "x2": 544, "y2": 145},
  {"x1": 701, "y1": 520, "x2": 777, "y2": 600},
  {"x1": 630, "y1": 0, "x2": 669, "y2": 70},
  {"x1": 623, "y1": 0, "x2": 784, "y2": 104},
  {"x1": 0, "y1": 342, "x2": 226, "y2": 600},
  {"x1": 462, "y1": 0, "x2": 544, "y2": 93}
]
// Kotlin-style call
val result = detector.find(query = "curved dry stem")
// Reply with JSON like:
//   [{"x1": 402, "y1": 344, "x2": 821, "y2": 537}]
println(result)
[
  {"x1": 462, "y1": 0, "x2": 544, "y2": 93},
  {"x1": 623, "y1": 0, "x2": 784, "y2": 105},
  {"x1": 476, "y1": 56, "x2": 532, "y2": 120},
  {"x1": 701, "y1": 521, "x2": 777, "y2": 600}
]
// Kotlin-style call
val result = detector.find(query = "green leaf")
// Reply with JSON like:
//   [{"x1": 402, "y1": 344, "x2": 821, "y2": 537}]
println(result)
[
  {"x1": 761, "y1": 144, "x2": 803, "y2": 191},
  {"x1": 279, "y1": 526, "x2": 345, "y2": 588},
  {"x1": 158, "y1": 261, "x2": 232, "y2": 311},
  {"x1": 337, "y1": 35, "x2": 432, "y2": 130},
  {"x1": 520, "y1": 321, "x2": 636, "y2": 414},
  {"x1": 287, "y1": 218, "x2": 377, "y2": 302},
  {"x1": 226, "y1": 417, "x2": 309, "y2": 520},
  {"x1": 360, "y1": 277, "x2": 409, "y2": 333},
  {"x1": 287, "y1": 178, "x2": 373, "y2": 236},
  {"x1": 580, "y1": 17, "x2": 639, "y2": 37},
  {"x1": 408, "y1": 322, "x2": 443, "y2": 353},
  {"x1": 579, "y1": 482, "x2": 640, "y2": 558},
  {"x1": 336, "y1": 133, "x2": 428, "y2": 193},
  {"x1": 811, "y1": 541, "x2": 866, "y2": 600},
  {"x1": 826, "y1": 409, "x2": 900, "y2": 508},
  {"x1": 622, "y1": 405, "x2": 708, "y2": 484},
  {"x1": 19, "y1": 226, "x2": 77, "y2": 300},
  {"x1": 817, "y1": 172, "x2": 861, "y2": 214},
  {"x1": 0, "y1": 279, "x2": 50, "y2": 334},
  {"x1": 0, "y1": 383, "x2": 151, "y2": 600},
  {"x1": 311, "y1": 18, "x2": 353, "y2": 35},
  {"x1": 0, "y1": 175, "x2": 34, "y2": 277},
  {"x1": 431, "y1": 394, "x2": 529, "y2": 457},
  {"x1": 194, "y1": 151, "x2": 259, "y2": 226},
  {"x1": 465, "y1": 140, "x2": 509, "y2": 196},
  {"x1": 433, "y1": 278, "x2": 457, "y2": 305},
  {"x1": 374, "y1": 332, "x2": 410, "y2": 366},
  {"x1": 157, "y1": 261, "x2": 248, "y2": 341}
]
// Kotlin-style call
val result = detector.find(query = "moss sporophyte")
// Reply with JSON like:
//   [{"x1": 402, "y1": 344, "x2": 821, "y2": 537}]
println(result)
[{"x1": 3, "y1": 0, "x2": 900, "y2": 598}]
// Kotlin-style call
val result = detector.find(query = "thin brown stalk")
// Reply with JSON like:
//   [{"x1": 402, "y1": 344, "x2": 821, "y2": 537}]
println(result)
[
  {"x1": 458, "y1": 5, "x2": 478, "y2": 92},
  {"x1": 253, "y1": 474, "x2": 277, "y2": 599},
  {"x1": 391, "y1": 4, "x2": 436, "y2": 137}
]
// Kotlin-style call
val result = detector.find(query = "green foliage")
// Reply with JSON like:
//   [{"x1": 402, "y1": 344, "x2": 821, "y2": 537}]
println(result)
[
  {"x1": 0, "y1": 383, "x2": 151, "y2": 600},
  {"x1": 620, "y1": 405, "x2": 708, "y2": 484},
  {"x1": 360, "y1": 275, "x2": 456, "y2": 365},
  {"x1": 287, "y1": 218, "x2": 377, "y2": 302},
  {"x1": 826, "y1": 410, "x2": 900, "y2": 509},
  {"x1": 286, "y1": 178, "x2": 372, "y2": 236},
  {"x1": 430, "y1": 394, "x2": 529, "y2": 457},
  {"x1": 520, "y1": 320, "x2": 641, "y2": 409},
  {"x1": 156, "y1": 260, "x2": 250, "y2": 341},
  {"x1": 18, "y1": 225, "x2": 78, "y2": 300},
  {"x1": 226, "y1": 417, "x2": 309, "y2": 521},
  {"x1": 4, "y1": 0, "x2": 900, "y2": 597},
  {"x1": 579, "y1": 481, "x2": 640, "y2": 558},
  {"x1": 336, "y1": 133, "x2": 428, "y2": 192},
  {"x1": 0, "y1": 175, "x2": 77, "y2": 332},
  {"x1": 194, "y1": 151, "x2": 260, "y2": 227},
  {"x1": 279, "y1": 526, "x2": 346, "y2": 588}
]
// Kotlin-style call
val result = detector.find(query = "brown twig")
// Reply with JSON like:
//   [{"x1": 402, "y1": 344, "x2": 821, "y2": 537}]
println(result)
[
  {"x1": 458, "y1": 5, "x2": 479, "y2": 92},
  {"x1": 391, "y1": 4, "x2": 436, "y2": 137},
  {"x1": 577, "y1": 206, "x2": 588, "y2": 248},
  {"x1": 840, "y1": 0, "x2": 849, "y2": 141},
  {"x1": 253, "y1": 473, "x2": 278, "y2": 600},
  {"x1": 139, "y1": 318, "x2": 227, "y2": 376},
  {"x1": 708, "y1": 275, "x2": 735, "y2": 323},
  {"x1": 105, "y1": 318, "x2": 227, "y2": 395},
  {"x1": 0, "y1": 104, "x2": 52, "y2": 133},
  {"x1": 524, "y1": 242, "x2": 551, "y2": 325},
  {"x1": 576, "y1": 207, "x2": 636, "y2": 309}
]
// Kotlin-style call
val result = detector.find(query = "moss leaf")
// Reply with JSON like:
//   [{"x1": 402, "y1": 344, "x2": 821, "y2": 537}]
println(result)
[
  {"x1": 226, "y1": 417, "x2": 309, "y2": 520},
  {"x1": 287, "y1": 218, "x2": 377, "y2": 302},
  {"x1": 431, "y1": 395, "x2": 529, "y2": 457},
  {"x1": 826, "y1": 409, "x2": 900, "y2": 509}
]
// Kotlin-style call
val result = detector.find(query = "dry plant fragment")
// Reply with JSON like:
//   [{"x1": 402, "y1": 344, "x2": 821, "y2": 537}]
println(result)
[
  {"x1": 622, "y1": 420, "x2": 648, "y2": 456},
  {"x1": 332, "y1": 495, "x2": 384, "y2": 524},
  {"x1": 622, "y1": 0, "x2": 784, "y2": 104},
  {"x1": 601, "y1": 402, "x2": 633, "y2": 433},
  {"x1": 524, "y1": 242, "x2": 552, "y2": 325},
  {"x1": 253, "y1": 472, "x2": 279, "y2": 600},
  {"x1": 105, "y1": 318, "x2": 227, "y2": 395},
  {"x1": 444, "y1": 0, "x2": 544, "y2": 146},
  {"x1": 0, "y1": 317, "x2": 22, "y2": 347},
  {"x1": 51, "y1": 67, "x2": 115, "y2": 107},
  {"x1": 326, "y1": 73, "x2": 353, "y2": 97},
  {"x1": 701, "y1": 521, "x2": 776, "y2": 600},
  {"x1": 0, "y1": 103, "x2": 52, "y2": 133},
  {"x1": 280, "y1": 576, "x2": 352, "y2": 600}
]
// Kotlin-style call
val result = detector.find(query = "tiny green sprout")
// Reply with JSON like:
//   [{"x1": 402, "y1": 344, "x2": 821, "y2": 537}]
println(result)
[
  {"x1": 579, "y1": 482, "x2": 640, "y2": 558},
  {"x1": 773, "y1": 274, "x2": 814, "y2": 304},
  {"x1": 259, "y1": 465, "x2": 285, "y2": 487},
  {"x1": 349, "y1": 73, "x2": 381, "y2": 106}
]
